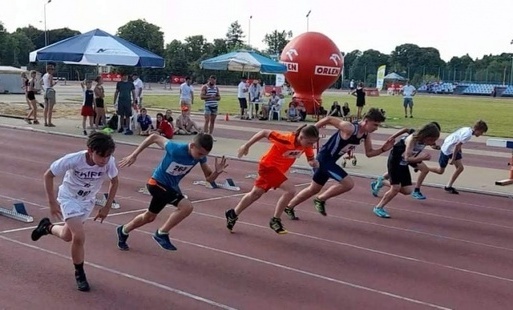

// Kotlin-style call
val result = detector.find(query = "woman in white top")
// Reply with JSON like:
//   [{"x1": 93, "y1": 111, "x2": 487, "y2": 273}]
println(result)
[{"x1": 42, "y1": 64, "x2": 57, "y2": 127}]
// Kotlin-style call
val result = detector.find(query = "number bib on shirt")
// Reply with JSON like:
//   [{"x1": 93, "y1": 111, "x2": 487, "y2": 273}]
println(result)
[
  {"x1": 282, "y1": 150, "x2": 303, "y2": 158},
  {"x1": 166, "y1": 162, "x2": 194, "y2": 176},
  {"x1": 338, "y1": 144, "x2": 357, "y2": 155}
]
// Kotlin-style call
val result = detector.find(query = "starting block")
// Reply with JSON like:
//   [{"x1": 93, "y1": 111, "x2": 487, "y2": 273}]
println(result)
[
  {"x1": 486, "y1": 138, "x2": 513, "y2": 186},
  {"x1": 291, "y1": 168, "x2": 314, "y2": 176},
  {"x1": 0, "y1": 202, "x2": 33, "y2": 223},
  {"x1": 95, "y1": 193, "x2": 120, "y2": 209},
  {"x1": 245, "y1": 173, "x2": 257, "y2": 179},
  {"x1": 192, "y1": 178, "x2": 240, "y2": 191}
]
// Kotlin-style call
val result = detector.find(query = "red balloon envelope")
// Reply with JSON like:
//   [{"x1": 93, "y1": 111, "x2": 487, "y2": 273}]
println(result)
[{"x1": 280, "y1": 32, "x2": 343, "y2": 114}]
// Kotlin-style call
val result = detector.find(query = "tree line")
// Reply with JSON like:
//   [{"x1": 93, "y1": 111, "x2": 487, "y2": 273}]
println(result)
[{"x1": 1, "y1": 19, "x2": 512, "y2": 86}]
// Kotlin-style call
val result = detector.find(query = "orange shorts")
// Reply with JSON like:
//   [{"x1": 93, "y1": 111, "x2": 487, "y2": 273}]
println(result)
[{"x1": 254, "y1": 166, "x2": 287, "y2": 192}]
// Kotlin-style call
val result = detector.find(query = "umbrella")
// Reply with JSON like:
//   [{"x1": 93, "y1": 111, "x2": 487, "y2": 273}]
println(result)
[
  {"x1": 200, "y1": 50, "x2": 287, "y2": 74},
  {"x1": 29, "y1": 29, "x2": 165, "y2": 68}
]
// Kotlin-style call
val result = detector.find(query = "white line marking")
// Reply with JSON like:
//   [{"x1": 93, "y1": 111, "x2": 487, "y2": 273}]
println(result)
[
  {"x1": 0, "y1": 235, "x2": 237, "y2": 310},
  {"x1": 103, "y1": 221, "x2": 451, "y2": 310},
  {"x1": 193, "y1": 212, "x2": 513, "y2": 284},
  {"x1": 0, "y1": 193, "x2": 246, "y2": 234},
  {"x1": 232, "y1": 197, "x2": 513, "y2": 253}
]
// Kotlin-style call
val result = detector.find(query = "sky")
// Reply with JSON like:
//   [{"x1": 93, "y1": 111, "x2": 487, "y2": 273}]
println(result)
[{"x1": 1, "y1": 0, "x2": 513, "y2": 62}]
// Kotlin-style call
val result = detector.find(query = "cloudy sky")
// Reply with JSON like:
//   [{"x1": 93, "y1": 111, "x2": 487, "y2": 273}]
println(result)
[{"x1": 2, "y1": 0, "x2": 513, "y2": 61}]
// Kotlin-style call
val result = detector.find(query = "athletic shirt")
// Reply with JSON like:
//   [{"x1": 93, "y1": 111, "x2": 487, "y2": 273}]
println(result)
[
  {"x1": 259, "y1": 131, "x2": 315, "y2": 173},
  {"x1": 204, "y1": 84, "x2": 219, "y2": 107},
  {"x1": 83, "y1": 89, "x2": 94, "y2": 107},
  {"x1": 389, "y1": 135, "x2": 426, "y2": 166},
  {"x1": 317, "y1": 122, "x2": 367, "y2": 162},
  {"x1": 152, "y1": 141, "x2": 207, "y2": 193},
  {"x1": 50, "y1": 150, "x2": 118, "y2": 202}
]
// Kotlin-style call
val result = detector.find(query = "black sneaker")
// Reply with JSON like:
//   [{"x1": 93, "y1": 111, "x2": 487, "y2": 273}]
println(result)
[
  {"x1": 269, "y1": 217, "x2": 288, "y2": 234},
  {"x1": 31, "y1": 217, "x2": 51, "y2": 241},
  {"x1": 116, "y1": 225, "x2": 129, "y2": 251},
  {"x1": 75, "y1": 271, "x2": 90, "y2": 292},
  {"x1": 313, "y1": 198, "x2": 327, "y2": 216},
  {"x1": 444, "y1": 186, "x2": 459, "y2": 194},
  {"x1": 225, "y1": 209, "x2": 238, "y2": 231},
  {"x1": 284, "y1": 207, "x2": 299, "y2": 220}
]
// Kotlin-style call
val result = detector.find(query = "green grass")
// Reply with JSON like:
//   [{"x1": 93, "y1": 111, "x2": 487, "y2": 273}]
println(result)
[{"x1": 104, "y1": 93, "x2": 513, "y2": 138}]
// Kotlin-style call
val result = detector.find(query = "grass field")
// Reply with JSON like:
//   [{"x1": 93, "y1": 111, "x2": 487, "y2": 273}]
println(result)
[{"x1": 104, "y1": 92, "x2": 513, "y2": 138}]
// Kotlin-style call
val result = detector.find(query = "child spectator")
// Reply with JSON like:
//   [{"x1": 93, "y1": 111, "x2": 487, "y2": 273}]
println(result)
[
  {"x1": 154, "y1": 112, "x2": 174, "y2": 139},
  {"x1": 176, "y1": 106, "x2": 200, "y2": 135},
  {"x1": 80, "y1": 80, "x2": 95, "y2": 135},
  {"x1": 136, "y1": 108, "x2": 153, "y2": 136}
]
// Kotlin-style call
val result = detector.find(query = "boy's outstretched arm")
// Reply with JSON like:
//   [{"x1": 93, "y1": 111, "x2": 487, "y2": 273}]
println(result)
[
  {"x1": 238, "y1": 130, "x2": 271, "y2": 158},
  {"x1": 119, "y1": 134, "x2": 168, "y2": 167}
]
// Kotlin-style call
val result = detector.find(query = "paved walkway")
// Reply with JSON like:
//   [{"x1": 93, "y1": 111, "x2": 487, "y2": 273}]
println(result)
[{"x1": 0, "y1": 109, "x2": 511, "y2": 198}]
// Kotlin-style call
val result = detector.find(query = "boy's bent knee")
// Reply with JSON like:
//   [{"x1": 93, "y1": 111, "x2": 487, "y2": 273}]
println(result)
[
  {"x1": 177, "y1": 200, "x2": 194, "y2": 215},
  {"x1": 143, "y1": 211, "x2": 157, "y2": 223}
]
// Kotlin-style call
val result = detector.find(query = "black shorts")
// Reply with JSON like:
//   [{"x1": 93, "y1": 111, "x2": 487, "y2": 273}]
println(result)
[
  {"x1": 95, "y1": 98, "x2": 104, "y2": 108},
  {"x1": 388, "y1": 162, "x2": 412, "y2": 186},
  {"x1": 117, "y1": 102, "x2": 132, "y2": 117},
  {"x1": 27, "y1": 91, "x2": 36, "y2": 101},
  {"x1": 238, "y1": 98, "x2": 248, "y2": 109},
  {"x1": 147, "y1": 178, "x2": 185, "y2": 214}
]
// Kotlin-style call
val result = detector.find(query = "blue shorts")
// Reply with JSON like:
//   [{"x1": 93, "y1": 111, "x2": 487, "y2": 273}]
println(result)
[
  {"x1": 438, "y1": 151, "x2": 462, "y2": 168},
  {"x1": 204, "y1": 105, "x2": 218, "y2": 115},
  {"x1": 403, "y1": 98, "x2": 413, "y2": 108},
  {"x1": 312, "y1": 160, "x2": 348, "y2": 186}
]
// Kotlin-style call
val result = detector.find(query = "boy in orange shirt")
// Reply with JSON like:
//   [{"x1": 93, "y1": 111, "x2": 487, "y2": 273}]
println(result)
[{"x1": 225, "y1": 125, "x2": 320, "y2": 234}]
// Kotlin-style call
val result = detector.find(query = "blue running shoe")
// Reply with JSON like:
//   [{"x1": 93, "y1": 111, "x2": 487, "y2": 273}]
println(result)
[
  {"x1": 153, "y1": 230, "x2": 177, "y2": 251},
  {"x1": 411, "y1": 191, "x2": 426, "y2": 200},
  {"x1": 371, "y1": 180, "x2": 379, "y2": 197},
  {"x1": 116, "y1": 225, "x2": 129, "y2": 251},
  {"x1": 375, "y1": 176, "x2": 384, "y2": 190},
  {"x1": 373, "y1": 207, "x2": 390, "y2": 218}
]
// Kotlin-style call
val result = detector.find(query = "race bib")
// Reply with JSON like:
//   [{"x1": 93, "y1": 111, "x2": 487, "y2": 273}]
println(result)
[
  {"x1": 282, "y1": 150, "x2": 303, "y2": 158},
  {"x1": 166, "y1": 162, "x2": 194, "y2": 176},
  {"x1": 338, "y1": 144, "x2": 357, "y2": 155}
]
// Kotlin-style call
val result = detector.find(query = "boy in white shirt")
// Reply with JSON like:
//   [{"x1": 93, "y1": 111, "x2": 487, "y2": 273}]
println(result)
[
  {"x1": 418, "y1": 120, "x2": 488, "y2": 194},
  {"x1": 31, "y1": 132, "x2": 119, "y2": 292}
]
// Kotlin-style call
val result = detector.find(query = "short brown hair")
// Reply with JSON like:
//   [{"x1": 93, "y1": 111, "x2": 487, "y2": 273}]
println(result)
[
  {"x1": 193, "y1": 133, "x2": 214, "y2": 152},
  {"x1": 473, "y1": 120, "x2": 488, "y2": 133},
  {"x1": 363, "y1": 108, "x2": 386, "y2": 123}
]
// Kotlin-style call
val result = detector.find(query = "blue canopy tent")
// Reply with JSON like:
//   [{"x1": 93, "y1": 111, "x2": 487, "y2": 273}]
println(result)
[
  {"x1": 199, "y1": 50, "x2": 286, "y2": 74},
  {"x1": 29, "y1": 29, "x2": 165, "y2": 68}
]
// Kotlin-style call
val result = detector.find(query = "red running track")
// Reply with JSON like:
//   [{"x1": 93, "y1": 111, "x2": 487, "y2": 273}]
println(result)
[{"x1": 0, "y1": 128, "x2": 512, "y2": 310}]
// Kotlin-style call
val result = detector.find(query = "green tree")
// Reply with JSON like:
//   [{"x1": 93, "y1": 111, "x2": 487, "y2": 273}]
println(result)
[
  {"x1": 225, "y1": 21, "x2": 244, "y2": 50},
  {"x1": 262, "y1": 30, "x2": 292, "y2": 55},
  {"x1": 164, "y1": 39, "x2": 188, "y2": 76},
  {"x1": 117, "y1": 19, "x2": 164, "y2": 56},
  {"x1": 11, "y1": 31, "x2": 35, "y2": 66}
]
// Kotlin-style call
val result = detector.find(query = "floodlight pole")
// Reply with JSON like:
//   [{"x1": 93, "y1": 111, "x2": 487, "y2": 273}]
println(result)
[
  {"x1": 44, "y1": 0, "x2": 52, "y2": 46},
  {"x1": 248, "y1": 15, "x2": 253, "y2": 47},
  {"x1": 306, "y1": 10, "x2": 311, "y2": 32}
]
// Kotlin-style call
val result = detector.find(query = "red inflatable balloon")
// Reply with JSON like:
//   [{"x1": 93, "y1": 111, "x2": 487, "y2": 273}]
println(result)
[{"x1": 280, "y1": 32, "x2": 343, "y2": 114}]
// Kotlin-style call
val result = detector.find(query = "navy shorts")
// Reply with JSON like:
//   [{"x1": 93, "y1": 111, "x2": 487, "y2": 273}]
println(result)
[
  {"x1": 312, "y1": 159, "x2": 348, "y2": 186},
  {"x1": 438, "y1": 151, "x2": 462, "y2": 168},
  {"x1": 388, "y1": 163, "x2": 412, "y2": 186},
  {"x1": 238, "y1": 98, "x2": 248, "y2": 109}
]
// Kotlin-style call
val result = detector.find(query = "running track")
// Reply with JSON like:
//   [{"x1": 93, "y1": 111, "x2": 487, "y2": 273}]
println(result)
[{"x1": 0, "y1": 128, "x2": 512, "y2": 310}]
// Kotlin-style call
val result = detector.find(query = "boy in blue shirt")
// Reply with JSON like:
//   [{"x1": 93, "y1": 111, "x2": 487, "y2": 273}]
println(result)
[
  {"x1": 116, "y1": 133, "x2": 227, "y2": 251},
  {"x1": 136, "y1": 107, "x2": 153, "y2": 136}
]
